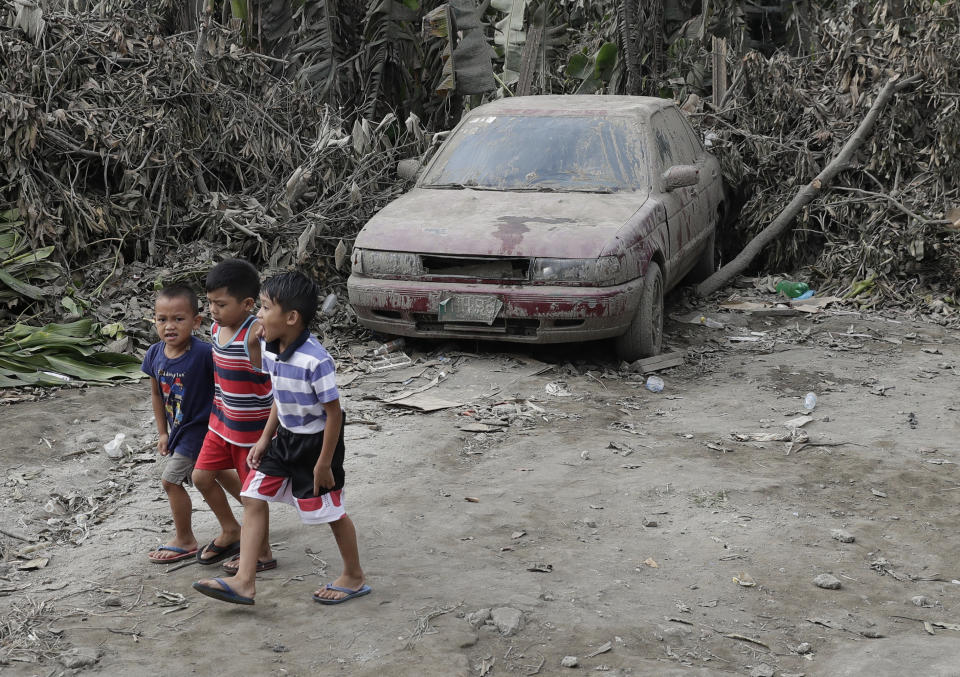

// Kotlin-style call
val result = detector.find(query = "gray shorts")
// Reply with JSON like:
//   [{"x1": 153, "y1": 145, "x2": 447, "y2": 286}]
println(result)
[{"x1": 161, "y1": 452, "x2": 196, "y2": 485}]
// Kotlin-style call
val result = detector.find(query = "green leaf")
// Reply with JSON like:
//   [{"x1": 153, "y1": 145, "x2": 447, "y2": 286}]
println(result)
[
  {"x1": 594, "y1": 42, "x2": 618, "y2": 81},
  {"x1": 566, "y1": 52, "x2": 590, "y2": 79}
]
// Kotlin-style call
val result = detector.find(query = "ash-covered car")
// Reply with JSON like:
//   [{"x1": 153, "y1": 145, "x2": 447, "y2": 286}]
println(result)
[{"x1": 347, "y1": 95, "x2": 724, "y2": 359}]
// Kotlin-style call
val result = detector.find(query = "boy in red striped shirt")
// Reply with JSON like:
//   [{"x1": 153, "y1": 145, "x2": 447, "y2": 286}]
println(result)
[{"x1": 192, "y1": 259, "x2": 275, "y2": 572}]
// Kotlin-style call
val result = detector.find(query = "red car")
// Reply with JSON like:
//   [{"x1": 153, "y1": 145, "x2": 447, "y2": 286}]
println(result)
[{"x1": 348, "y1": 95, "x2": 724, "y2": 359}]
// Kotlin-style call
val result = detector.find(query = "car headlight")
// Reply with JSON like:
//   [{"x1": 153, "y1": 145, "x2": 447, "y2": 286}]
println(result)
[
  {"x1": 351, "y1": 248, "x2": 423, "y2": 277},
  {"x1": 532, "y1": 256, "x2": 621, "y2": 286}
]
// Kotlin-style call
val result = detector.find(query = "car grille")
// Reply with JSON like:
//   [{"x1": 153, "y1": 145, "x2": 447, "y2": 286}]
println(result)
[{"x1": 420, "y1": 255, "x2": 530, "y2": 281}]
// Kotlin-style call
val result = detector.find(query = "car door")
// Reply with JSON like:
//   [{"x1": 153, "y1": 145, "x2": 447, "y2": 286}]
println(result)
[{"x1": 650, "y1": 108, "x2": 699, "y2": 287}]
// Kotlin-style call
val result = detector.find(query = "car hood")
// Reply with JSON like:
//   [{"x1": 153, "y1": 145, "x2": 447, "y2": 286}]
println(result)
[{"x1": 355, "y1": 188, "x2": 649, "y2": 258}]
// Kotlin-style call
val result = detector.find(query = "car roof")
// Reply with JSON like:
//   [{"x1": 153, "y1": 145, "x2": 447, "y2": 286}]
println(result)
[{"x1": 468, "y1": 95, "x2": 674, "y2": 117}]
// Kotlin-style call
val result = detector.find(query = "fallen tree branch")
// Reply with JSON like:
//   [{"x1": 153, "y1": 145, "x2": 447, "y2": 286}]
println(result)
[{"x1": 697, "y1": 73, "x2": 922, "y2": 297}]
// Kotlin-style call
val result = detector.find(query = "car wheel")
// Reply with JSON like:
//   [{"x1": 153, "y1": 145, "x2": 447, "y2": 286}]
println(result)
[
  {"x1": 615, "y1": 261, "x2": 663, "y2": 361},
  {"x1": 687, "y1": 229, "x2": 716, "y2": 283}
]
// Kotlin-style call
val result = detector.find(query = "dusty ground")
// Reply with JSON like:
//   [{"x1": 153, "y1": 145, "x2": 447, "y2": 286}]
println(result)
[{"x1": 3, "y1": 293, "x2": 960, "y2": 677}]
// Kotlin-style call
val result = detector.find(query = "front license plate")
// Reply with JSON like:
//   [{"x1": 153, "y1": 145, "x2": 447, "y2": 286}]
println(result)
[{"x1": 437, "y1": 294, "x2": 503, "y2": 325}]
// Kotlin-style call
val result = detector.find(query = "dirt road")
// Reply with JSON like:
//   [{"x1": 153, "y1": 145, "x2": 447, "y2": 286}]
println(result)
[{"x1": 3, "y1": 298, "x2": 960, "y2": 676}]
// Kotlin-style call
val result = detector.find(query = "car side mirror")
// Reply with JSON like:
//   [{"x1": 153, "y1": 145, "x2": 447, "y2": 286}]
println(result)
[
  {"x1": 662, "y1": 165, "x2": 699, "y2": 190},
  {"x1": 397, "y1": 159, "x2": 422, "y2": 182}
]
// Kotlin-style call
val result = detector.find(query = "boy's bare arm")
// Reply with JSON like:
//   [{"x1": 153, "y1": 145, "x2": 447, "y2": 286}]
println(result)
[
  {"x1": 247, "y1": 320, "x2": 263, "y2": 372},
  {"x1": 149, "y1": 377, "x2": 170, "y2": 455},
  {"x1": 248, "y1": 402, "x2": 280, "y2": 469},
  {"x1": 313, "y1": 399, "x2": 343, "y2": 495}
]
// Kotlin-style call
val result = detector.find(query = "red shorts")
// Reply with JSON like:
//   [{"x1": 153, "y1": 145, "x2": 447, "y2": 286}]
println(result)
[{"x1": 194, "y1": 432, "x2": 251, "y2": 482}]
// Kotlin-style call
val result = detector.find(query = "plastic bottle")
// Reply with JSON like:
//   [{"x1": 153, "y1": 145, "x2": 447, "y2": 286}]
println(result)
[
  {"x1": 700, "y1": 316, "x2": 723, "y2": 329},
  {"x1": 804, "y1": 392, "x2": 817, "y2": 411},
  {"x1": 775, "y1": 281, "x2": 810, "y2": 299},
  {"x1": 372, "y1": 338, "x2": 406, "y2": 356},
  {"x1": 794, "y1": 289, "x2": 815, "y2": 300},
  {"x1": 104, "y1": 433, "x2": 126, "y2": 459},
  {"x1": 321, "y1": 293, "x2": 338, "y2": 316},
  {"x1": 645, "y1": 375, "x2": 664, "y2": 393}
]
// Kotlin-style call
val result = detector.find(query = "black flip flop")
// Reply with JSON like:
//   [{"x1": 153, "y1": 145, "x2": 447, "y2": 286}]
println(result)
[{"x1": 196, "y1": 539, "x2": 241, "y2": 565}]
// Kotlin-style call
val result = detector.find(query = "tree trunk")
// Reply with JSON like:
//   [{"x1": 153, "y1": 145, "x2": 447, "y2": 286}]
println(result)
[{"x1": 695, "y1": 74, "x2": 921, "y2": 297}]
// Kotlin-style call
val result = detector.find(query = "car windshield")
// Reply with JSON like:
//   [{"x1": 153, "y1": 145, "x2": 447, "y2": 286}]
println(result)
[{"x1": 421, "y1": 114, "x2": 649, "y2": 192}]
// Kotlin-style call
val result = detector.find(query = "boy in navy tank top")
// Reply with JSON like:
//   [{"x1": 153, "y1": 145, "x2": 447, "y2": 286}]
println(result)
[
  {"x1": 141, "y1": 286, "x2": 214, "y2": 563},
  {"x1": 193, "y1": 271, "x2": 368, "y2": 605},
  {"x1": 192, "y1": 259, "x2": 275, "y2": 572}
]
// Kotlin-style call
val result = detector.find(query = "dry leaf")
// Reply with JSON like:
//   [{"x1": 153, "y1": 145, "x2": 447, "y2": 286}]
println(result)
[{"x1": 643, "y1": 557, "x2": 659, "y2": 568}]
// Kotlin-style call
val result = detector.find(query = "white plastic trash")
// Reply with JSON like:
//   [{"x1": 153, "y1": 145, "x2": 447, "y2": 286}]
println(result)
[
  {"x1": 645, "y1": 376, "x2": 664, "y2": 393},
  {"x1": 804, "y1": 392, "x2": 817, "y2": 411},
  {"x1": 104, "y1": 433, "x2": 126, "y2": 459}
]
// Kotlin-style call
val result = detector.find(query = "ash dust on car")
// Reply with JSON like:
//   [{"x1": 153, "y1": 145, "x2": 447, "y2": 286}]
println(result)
[
  {"x1": 349, "y1": 95, "x2": 723, "y2": 362},
  {"x1": 3, "y1": 292, "x2": 960, "y2": 676}
]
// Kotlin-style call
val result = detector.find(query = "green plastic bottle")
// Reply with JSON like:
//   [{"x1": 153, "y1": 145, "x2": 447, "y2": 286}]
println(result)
[{"x1": 776, "y1": 281, "x2": 809, "y2": 298}]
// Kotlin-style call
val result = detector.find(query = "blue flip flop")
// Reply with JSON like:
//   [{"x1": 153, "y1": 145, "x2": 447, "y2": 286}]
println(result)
[
  {"x1": 312, "y1": 583, "x2": 372, "y2": 605},
  {"x1": 192, "y1": 577, "x2": 254, "y2": 605}
]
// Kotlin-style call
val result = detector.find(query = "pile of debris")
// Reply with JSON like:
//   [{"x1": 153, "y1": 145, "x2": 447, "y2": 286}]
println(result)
[
  {"x1": 0, "y1": 0, "x2": 427, "y2": 323},
  {"x1": 701, "y1": 0, "x2": 960, "y2": 320}
]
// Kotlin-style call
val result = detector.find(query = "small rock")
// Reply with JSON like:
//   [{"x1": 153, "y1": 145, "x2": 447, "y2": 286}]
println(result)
[
  {"x1": 465, "y1": 608, "x2": 491, "y2": 628},
  {"x1": 491, "y1": 606, "x2": 523, "y2": 636},
  {"x1": 561, "y1": 656, "x2": 579, "y2": 668},
  {"x1": 59, "y1": 648, "x2": 100, "y2": 669},
  {"x1": 795, "y1": 642, "x2": 812, "y2": 654},
  {"x1": 831, "y1": 528, "x2": 855, "y2": 543},
  {"x1": 912, "y1": 595, "x2": 933, "y2": 607},
  {"x1": 813, "y1": 573, "x2": 842, "y2": 590},
  {"x1": 102, "y1": 596, "x2": 122, "y2": 607},
  {"x1": 750, "y1": 664, "x2": 774, "y2": 677},
  {"x1": 642, "y1": 518, "x2": 658, "y2": 528}
]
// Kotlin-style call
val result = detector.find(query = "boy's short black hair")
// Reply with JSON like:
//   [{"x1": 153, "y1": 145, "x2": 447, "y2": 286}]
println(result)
[
  {"x1": 205, "y1": 258, "x2": 260, "y2": 301},
  {"x1": 157, "y1": 284, "x2": 200, "y2": 315},
  {"x1": 261, "y1": 271, "x2": 319, "y2": 328}
]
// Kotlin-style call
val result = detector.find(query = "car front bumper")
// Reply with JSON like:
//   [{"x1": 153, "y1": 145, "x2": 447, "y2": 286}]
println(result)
[{"x1": 347, "y1": 275, "x2": 642, "y2": 343}]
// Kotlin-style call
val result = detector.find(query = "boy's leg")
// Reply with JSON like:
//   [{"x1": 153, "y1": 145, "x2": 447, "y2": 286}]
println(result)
[
  {"x1": 192, "y1": 468, "x2": 242, "y2": 560},
  {"x1": 313, "y1": 515, "x2": 365, "y2": 601},
  {"x1": 196, "y1": 495, "x2": 267, "y2": 600},
  {"x1": 216, "y1": 468, "x2": 242, "y2": 502},
  {"x1": 149, "y1": 479, "x2": 198, "y2": 560}
]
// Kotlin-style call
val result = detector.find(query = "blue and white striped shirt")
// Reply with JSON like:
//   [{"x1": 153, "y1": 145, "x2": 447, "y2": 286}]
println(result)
[{"x1": 261, "y1": 331, "x2": 340, "y2": 433}]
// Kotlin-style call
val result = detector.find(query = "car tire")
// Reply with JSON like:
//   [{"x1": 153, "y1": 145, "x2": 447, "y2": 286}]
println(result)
[
  {"x1": 687, "y1": 229, "x2": 716, "y2": 283},
  {"x1": 615, "y1": 261, "x2": 663, "y2": 361}
]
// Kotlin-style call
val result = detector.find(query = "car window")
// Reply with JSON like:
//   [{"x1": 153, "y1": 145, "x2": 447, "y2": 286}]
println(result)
[
  {"x1": 656, "y1": 108, "x2": 697, "y2": 166},
  {"x1": 421, "y1": 115, "x2": 650, "y2": 192}
]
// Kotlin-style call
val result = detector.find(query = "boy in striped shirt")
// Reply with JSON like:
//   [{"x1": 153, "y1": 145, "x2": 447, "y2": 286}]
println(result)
[
  {"x1": 192, "y1": 259, "x2": 275, "y2": 572},
  {"x1": 194, "y1": 271, "x2": 367, "y2": 606}
]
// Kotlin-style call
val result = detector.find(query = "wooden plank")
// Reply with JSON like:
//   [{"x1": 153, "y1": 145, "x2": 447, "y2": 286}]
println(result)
[{"x1": 630, "y1": 351, "x2": 685, "y2": 373}]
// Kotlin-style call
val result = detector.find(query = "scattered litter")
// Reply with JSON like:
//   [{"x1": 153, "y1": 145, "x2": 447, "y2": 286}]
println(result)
[
  {"x1": 784, "y1": 415, "x2": 814, "y2": 429},
  {"x1": 511, "y1": 531, "x2": 526, "y2": 540},
  {"x1": 103, "y1": 432, "x2": 126, "y2": 459},
  {"x1": 643, "y1": 558, "x2": 659, "y2": 568},
  {"x1": 804, "y1": 392, "x2": 818, "y2": 410},
  {"x1": 733, "y1": 572, "x2": 756, "y2": 587},
  {"x1": 794, "y1": 642, "x2": 812, "y2": 655},
  {"x1": 367, "y1": 353, "x2": 414, "y2": 372},
  {"x1": 912, "y1": 595, "x2": 935, "y2": 607},
  {"x1": 645, "y1": 376, "x2": 664, "y2": 393},
  {"x1": 527, "y1": 562, "x2": 553, "y2": 573},
  {"x1": 545, "y1": 381, "x2": 574, "y2": 397},
  {"x1": 871, "y1": 488, "x2": 888, "y2": 498},
  {"x1": 642, "y1": 518, "x2": 658, "y2": 528},
  {"x1": 372, "y1": 338, "x2": 406, "y2": 356},
  {"x1": 628, "y1": 351, "x2": 685, "y2": 373},
  {"x1": 464, "y1": 497, "x2": 479, "y2": 503},
  {"x1": 18, "y1": 557, "x2": 49, "y2": 571},
  {"x1": 458, "y1": 423, "x2": 504, "y2": 433},
  {"x1": 585, "y1": 641, "x2": 612, "y2": 658},
  {"x1": 728, "y1": 335, "x2": 762, "y2": 343}
]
